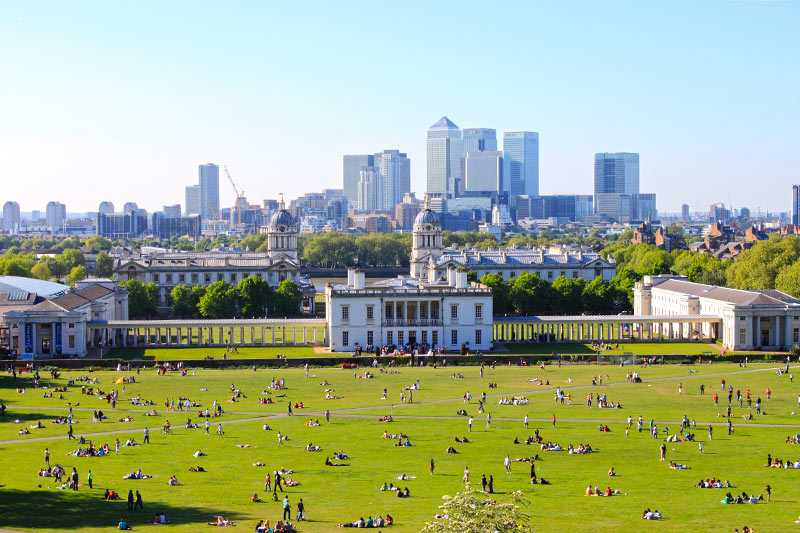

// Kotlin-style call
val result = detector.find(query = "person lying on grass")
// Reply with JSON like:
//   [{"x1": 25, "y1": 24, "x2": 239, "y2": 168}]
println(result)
[
  {"x1": 208, "y1": 515, "x2": 235, "y2": 527},
  {"x1": 642, "y1": 508, "x2": 662, "y2": 520},
  {"x1": 697, "y1": 478, "x2": 732, "y2": 488},
  {"x1": 123, "y1": 469, "x2": 152, "y2": 480},
  {"x1": 325, "y1": 456, "x2": 348, "y2": 467},
  {"x1": 669, "y1": 462, "x2": 689, "y2": 470},
  {"x1": 338, "y1": 514, "x2": 393, "y2": 528}
]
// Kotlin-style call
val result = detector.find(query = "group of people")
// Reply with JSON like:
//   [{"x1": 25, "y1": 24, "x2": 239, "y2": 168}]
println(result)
[{"x1": 338, "y1": 514, "x2": 393, "y2": 528}]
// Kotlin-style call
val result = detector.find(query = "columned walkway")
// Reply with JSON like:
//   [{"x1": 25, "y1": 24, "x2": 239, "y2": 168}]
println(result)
[
  {"x1": 87, "y1": 318, "x2": 327, "y2": 348},
  {"x1": 493, "y1": 314, "x2": 722, "y2": 343}
]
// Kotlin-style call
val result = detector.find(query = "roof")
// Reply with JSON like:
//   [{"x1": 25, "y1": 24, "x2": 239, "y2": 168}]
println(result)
[
  {"x1": 436, "y1": 249, "x2": 610, "y2": 268},
  {"x1": 429, "y1": 116, "x2": 459, "y2": 130},
  {"x1": 0, "y1": 291, "x2": 38, "y2": 306},
  {"x1": 0, "y1": 276, "x2": 69, "y2": 298},
  {"x1": 50, "y1": 283, "x2": 114, "y2": 311},
  {"x1": 652, "y1": 278, "x2": 800, "y2": 307},
  {"x1": 269, "y1": 209, "x2": 296, "y2": 228},
  {"x1": 415, "y1": 208, "x2": 440, "y2": 226}
]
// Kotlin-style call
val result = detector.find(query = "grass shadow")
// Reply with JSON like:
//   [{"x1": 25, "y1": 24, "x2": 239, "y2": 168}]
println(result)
[{"x1": 0, "y1": 488, "x2": 244, "y2": 530}]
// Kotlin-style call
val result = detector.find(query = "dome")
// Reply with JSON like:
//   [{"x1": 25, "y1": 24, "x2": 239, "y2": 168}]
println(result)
[
  {"x1": 269, "y1": 209, "x2": 296, "y2": 230},
  {"x1": 414, "y1": 208, "x2": 440, "y2": 227}
]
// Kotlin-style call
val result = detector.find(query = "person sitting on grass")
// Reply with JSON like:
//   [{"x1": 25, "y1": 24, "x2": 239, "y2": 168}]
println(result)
[
  {"x1": 167, "y1": 475, "x2": 179, "y2": 486},
  {"x1": 669, "y1": 461, "x2": 689, "y2": 470},
  {"x1": 208, "y1": 515, "x2": 235, "y2": 527},
  {"x1": 151, "y1": 512, "x2": 167, "y2": 524},
  {"x1": 189, "y1": 465, "x2": 206, "y2": 472},
  {"x1": 105, "y1": 489, "x2": 121, "y2": 500},
  {"x1": 642, "y1": 508, "x2": 662, "y2": 520},
  {"x1": 118, "y1": 516, "x2": 132, "y2": 530},
  {"x1": 325, "y1": 456, "x2": 347, "y2": 467},
  {"x1": 251, "y1": 492, "x2": 262, "y2": 503},
  {"x1": 396, "y1": 487, "x2": 410, "y2": 498}
]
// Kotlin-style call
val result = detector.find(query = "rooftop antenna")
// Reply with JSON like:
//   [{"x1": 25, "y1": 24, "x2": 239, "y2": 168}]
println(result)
[{"x1": 278, "y1": 193, "x2": 286, "y2": 210}]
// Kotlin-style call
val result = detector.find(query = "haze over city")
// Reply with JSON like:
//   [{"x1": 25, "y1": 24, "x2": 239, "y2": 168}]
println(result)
[{"x1": 2, "y1": 1, "x2": 798, "y2": 213}]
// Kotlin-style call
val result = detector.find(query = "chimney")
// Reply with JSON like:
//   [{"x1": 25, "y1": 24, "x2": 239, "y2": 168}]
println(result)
[
  {"x1": 446, "y1": 267, "x2": 456, "y2": 287},
  {"x1": 353, "y1": 269, "x2": 366, "y2": 290},
  {"x1": 347, "y1": 267, "x2": 356, "y2": 288},
  {"x1": 454, "y1": 269, "x2": 468, "y2": 289}
]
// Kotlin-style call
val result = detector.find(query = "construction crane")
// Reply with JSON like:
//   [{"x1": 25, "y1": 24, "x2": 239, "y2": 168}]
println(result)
[{"x1": 222, "y1": 165, "x2": 246, "y2": 226}]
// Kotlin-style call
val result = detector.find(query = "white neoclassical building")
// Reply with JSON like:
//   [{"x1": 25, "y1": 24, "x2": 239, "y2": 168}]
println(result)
[
  {"x1": 634, "y1": 275, "x2": 800, "y2": 351},
  {"x1": 325, "y1": 266, "x2": 493, "y2": 352}
]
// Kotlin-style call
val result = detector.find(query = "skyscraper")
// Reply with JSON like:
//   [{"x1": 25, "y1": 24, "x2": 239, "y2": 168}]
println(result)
[
  {"x1": 198, "y1": 163, "x2": 220, "y2": 220},
  {"x1": 2, "y1": 201, "x2": 21, "y2": 233},
  {"x1": 163, "y1": 204, "x2": 182, "y2": 218},
  {"x1": 343, "y1": 154, "x2": 375, "y2": 205},
  {"x1": 185, "y1": 185, "x2": 201, "y2": 215},
  {"x1": 465, "y1": 151, "x2": 503, "y2": 194},
  {"x1": 375, "y1": 150, "x2": 411, "y2": 211},
  {"x1": 594, "y1": 152, "x2": 640, "y2": 220},
  {"x1": 426, "y1": 116, "x2": 463, "y2": 197},
  {"x1": 123, "y1": 202, "x2": 138, "y2": 215},
  {"x1": 463, "y1": 128, "x2": 497, "y2": 154},
  {"x1": 45, "y1": 201, "x2": 66, "y2": 232},
  {"x1": 98, "y1": 201, "x2": 114, "y2": 214},
  {"x1": 793, "y1": 185, "x2": 800, "y2": 226},
  {"x1": 681, "y1": 203, "x2": 690, "y2": 221},
  {"x1": 503, "y1": 131, "x2": 539, "y2": 196},
  {"x1": 357, "y1": 168, "x2": 380, "y2": 211}
]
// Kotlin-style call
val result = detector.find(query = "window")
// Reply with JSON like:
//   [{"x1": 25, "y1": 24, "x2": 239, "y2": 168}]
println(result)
[
  {"x1": 739, "y1": 328, "x2": 746, "y2": 345},
  {"x1": 68, "y1": 323, "x2": 75, "y2": 329},
  {"x1": 166, "y1": 274, "x2": 173, "y2": 283},
  {"x1": 342, "y1": 331, "x2": 349, "y2": 347},
  {"x1": 594, "y1": 268, "x2": 602, "y2": 278},
  {"x1": 450, "y1": 304, "x2": 458, "y2": 320},
  {"x1": 205, "y1": 274, "x2": 212, "y2": 283},
  {"x1": 216, "y1": 273, "x2": 224, "y2": 281},
  {"x1": 387, "y1": 331, "x2": 393, "y2": 345},
  {"x1": 432, "y1": 331, "x2": 439, "y2": 346},
  {"x1": 341, "y1": 305, "x2": 350, "y2": 322},
  {"x1": 474, "y1": 304, "x2": 483, "y2": 320},
  {"x1": 366, "y1": 305, "x2": 374, "y2": 320},
  {"x1": 739, "y1": 316, "x2": 746, "y2": 321},
  {"x1": 794, "y1": 328, "x2": 799, "y2": 343},
  {"x1": 451, "y1": 329, "x2": 458, "y2": 345},
  {"x1": 367, "y1": 330, "x2": 374, "y2": 346},
  {"x1": 475, "y1": 329, "x2": 482, "y2": 345},
  {"x1": 385, "y1": 302, "x2": 394, "y2": 319},
  {"x1": 191, "y1": 273, "x2": 198, "y2": 283},
  {"x1": 572, "y1": 271, "x2": 578, "y2": 278},
  {"x1": 68, "y1": 335, "x2": 75, "y2": 348},
  {"x1": 547, "y1": 271, "x2": 553, "y2": 279},
  {"x1": 398, "y1": 331, "x2": 404, "y2": 345},
  {"x1": 430, "y1": 302, "x2": 440, "y2": 319},
  {"x1": 179, "y1": 274, "x2": 186, "y2": 283},
  {"x1": 509, "y1": 271, "x2": 516, "y2": 278},
  {"x1": 421, "y1": 330, "x2": 428, "y2": 344}
]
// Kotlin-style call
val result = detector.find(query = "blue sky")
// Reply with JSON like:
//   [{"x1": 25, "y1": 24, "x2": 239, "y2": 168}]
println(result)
[{"x1": 1, "y1": 1, "x2": 798, "y2": 214}]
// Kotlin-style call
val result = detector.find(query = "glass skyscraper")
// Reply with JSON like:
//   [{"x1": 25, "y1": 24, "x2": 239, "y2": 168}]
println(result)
[
  {"x1": 502, "y1": 131, "x2": 539, "y2": 197},
  {"x1": 343, "y1": 154, "x2": 375, "y2": 205},
  {"x1": 198, "y1": 163, "x2": 220, "y2": 220},
  {"x1": 463, "y1": 128, "x2": 497, "y2": 155},
  {"x1": 426, "y1": 116, "x2": 463, "y2": 197}
]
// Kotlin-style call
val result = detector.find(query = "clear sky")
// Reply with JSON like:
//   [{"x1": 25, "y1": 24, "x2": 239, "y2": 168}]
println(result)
[{"x1": 1, "y1": 1, "x2": 798, "y2": 215}]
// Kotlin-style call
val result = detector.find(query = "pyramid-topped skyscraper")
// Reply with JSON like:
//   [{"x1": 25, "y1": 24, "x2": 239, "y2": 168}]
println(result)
[{"x1": 426, "y1": 116, "x2": 463, "y2": 199}]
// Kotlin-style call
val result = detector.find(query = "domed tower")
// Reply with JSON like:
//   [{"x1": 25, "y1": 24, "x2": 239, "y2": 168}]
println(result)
[
  {"x1": 267, "y1": 203, "x2": 299, "y2": 262},
  {"x1": 410, "y1": 208, "x2": 443, "y2": 279}
]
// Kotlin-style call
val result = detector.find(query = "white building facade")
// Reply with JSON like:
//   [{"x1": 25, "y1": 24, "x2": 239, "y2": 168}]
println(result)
[
  {"x1": 634, "y1": 275, "x2": 800, "y2": 350},
  {"x1": 325, "y1": 268, "x2": 493, "y2": 352}
]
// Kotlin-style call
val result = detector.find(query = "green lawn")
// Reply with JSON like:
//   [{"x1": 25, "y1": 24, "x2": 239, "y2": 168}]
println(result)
[
  {"x1": 3, "y1": 363, "x2": 800, "y2": 531},
  {"x1": 499, "y1": 342, "x2": 723, "y2": 356},
  {"x1": 106, "y1": 346, "x2": 319, "y2": 361}
]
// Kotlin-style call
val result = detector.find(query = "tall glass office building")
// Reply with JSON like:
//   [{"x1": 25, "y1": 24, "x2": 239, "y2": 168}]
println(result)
[
  {"x1": 463, "y1": 128, "x2": 497, "y2": 155},
  {"x1": 426, "y1": 116, "x2": 463, "y2": 197},
  {"x1": 502, "y1": 131, "x2": 539, "y2": 197},
  {"x1": 198, "y1": 163, "x2": 220, "y2": 220}
]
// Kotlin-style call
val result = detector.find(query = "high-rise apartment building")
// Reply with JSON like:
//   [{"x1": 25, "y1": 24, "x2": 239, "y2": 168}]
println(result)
[
  {"x1": 465, "y1": 151, "x2": 503, "y2": 194},
  {"x1": 793, "y1": 185, "x2": 800, "y2": 226},
  {"x1": 463, "y1": 128, "x2": 497, "y2": 154},
  {"x1": 2, "y1": 201, "x2": 21, "y2": 233},
  {"x1": 503, "y1": 131, "x2": 539, "y2": 196},
  {"x1": 185, "y1": 185, "x2": 201, "y2": 216},
  {"x1": 681, "y1": 203, "x2": 690, "y2": 222},
  {"x1": 98, "y1": 201, "x2": 114, "y2": 215},
  {"x1": 426, "y1": 117, "x2": 463, "y2": 197},
  {"x1": 343, "y1": 154, "x2": 375, "y2": 205},
  {"x1": 45, "y1": 201, "x2": 66, "y2": 232},
  {"x1": 375, "y1": 150, "x2": 411, "y2": 211},
  {"x1": 198, "y1": 163, "x2": 220, "y2": 220}
]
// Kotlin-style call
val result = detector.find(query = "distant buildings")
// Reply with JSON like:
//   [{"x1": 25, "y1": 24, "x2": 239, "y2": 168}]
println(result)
[
  {"x1": 681, "y1": 203, "x2": 690, "y2": 222},
  {"x1": 503, "y1": 131, "x2": 539, "y2": 197},
  {"x1": 593, "y1": 152, "x2": 656, "y2": 222},
  {"x1": 96, "y1": 211, "x2": 148, "y2": 239},
  {"x1": 2, "y1": 201, "x2": 21, "y2": 233},
  {"x1": 426, "y1": 117, "x2": 463, "y2": 199},
  {"x1": 344, "y1": 151, "x2": 410, "y2": 213},
  {"x1": 198, "y1": 163, "x2": 220, "y2": 220},
  {"x1": 792, "y1": 185, "x2": 800, "y2": 226},
  {"x1": 375, "y1": 150, "x2": 411, "y2": 211},
  {"x1": 465, "y1": 151, "x2": 503, "y2": 194},
  {"x1": 151, "y1": 213, "x2": 201, "y2": 240},
  {"x1": 163, "y1": 204, "x2": 182, "y2": 218},
  {"x1": 357, "y1": 168, "x2": 380, "y2": 211},
  {"x1": 45, "y1": 201, "x2": 66, "y2": 232},
  {"x1": 528, "y1": 195, "x2": 593, "y2": 222},
  {"x1": 463, "y1": 128, "x2": 497, "y2": 154},
  {"x1": 343, "y1": 154, "x2": 374, "y2": 205},
  {"x1": 98, "y1": 201, "x2": 114, "y2": 215},
  {"x1": 185, "y1": 185, "x2": 201, "y2": 216},
  {"x1": 631, "y1": 222, "x2": 685, "y2": 252}
]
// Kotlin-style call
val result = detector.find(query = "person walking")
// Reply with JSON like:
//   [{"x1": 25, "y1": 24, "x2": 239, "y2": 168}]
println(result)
[
  {"x1": 488, "y1": 475, "x2": 494, "y2": 494},
  {"x1": 217, "y1": 423, "x2": 224, "y2": 437},
  {"x1": 504, "y1": 455, "x2": 511, "y2": 474},
  {"x1": 67, "y1": 424, "x2": 74, "y2": 440},
  {"x1": 127, "y1": 490, "x2": 134, "y2": 512},
  {"x1": 325, "y1": 409, "x2": 330, "y2": 423},
  {"x1": 44, "y1": 447, "x2": 50, "y2": 467},
  {"x1": 134, "y1": 490, "x2": 143, "y2": 511},
  {"x1": 468, "y1": 417, "x2": 473, "y2": 432},
  {"x1": 282, "y1": 495, "x2": 291, "y2": 521},
  {"x1": 288, "y1": 402, "x2": 293, "y2": 416},
  {"x1": 87, "y1": 469, "x2": 93, "y2": 489},
  {"x1": 765, "y1": 484, "x2": 772, "y2": 502},
  {"x1": 523, "y1": 415, "x2": 529, "y2": 429},
  {"x1": 481, "y1": 474, "x2": 487, "y2": 492},
  {"x1": 659, "y1": 443, "x2": 667, "y2": 462},
  {"x1": 71, "y1": 467, "x2": 79, "y2": 490},
  {"x1": 296, "y1": 498, "x2": 305, "y2": 521},
  {"x1": 429, "y1": 458, "x2": 435, "y2": 475},
  {"x1": 698, "y1": 441, "x2": 704, "y2": 454},
  {"x1": 205, "y1": 420, "x2": 210, "y2": 434},
  {"x1": 485, "y1": 413, "x2": 492, "y2": 430},
  {"x1": 143, "y1": 427, "x2": 150, "y2": 444},
  {"x1": 263, "y1": 472, "x2": 271, "y2": 492},
  {"x1": 463, "y1": 466, "x2": 470, "y2": 483},
  {"x1": 530, "y1": 462, "x2": 537, "y2": 484}
]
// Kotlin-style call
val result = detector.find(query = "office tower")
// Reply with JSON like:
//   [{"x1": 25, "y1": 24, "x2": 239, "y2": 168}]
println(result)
[
  {"x1": 593, "y1": 152, "x2": 640, "y2": 220},
  {"x1": 123, "y1": 202, "x2": 138, "y2": 215},
  {"x1": 529, "y1": 195, "x2": 595, "y2": 222},
  {"x1": 357, "y1": 168, "x2": 380, "y2": 211},
  {"x1": 503, "y1": 131, "x2": 539, "y2": 196},
  {"x1": 709, "y1": 202, "x2": 731, "y2": 224},
  {"x1": 151, "y1": 212, "x2": 201, "y2": 239},
  {"x1": 163, "y1": 204, "x2": 182, "y2": 218},
  {"x1": 681, "y1": 203, "x2": 690, "y2": 222},
  {"x1": 465, "y1": 151, "x2": 503, "y2": 193},
  {"x1": 375, "y1": 149, "x2": 411, "y2": 211},
  {"x1": 198, "y1": 163, "x2": 220, "y2": 220},
  {"x1": 2, "y1": 201, "x2": 21, "y2": 233},
  {"x1": 343, "y1": 154, "x2": 375, "y2": 205},
  {"x1": 463, "y1": 128, "x2": 497, "y2": 154},
  {"x1": 185, "y1": 185, "x2": 201, "y2": 215},
  {"x1": 96, "y1": 212, "x2": 148, "y2": 239},
  {"x1": 793, "y1": 185, "x2": 800, "y2": 225},
  {"x1": 426, "y1": 116, "x2": 463, "y2": 197},
  {"x1": 98, "y1": 201, "x2": 114, "y2": 214},
  {"x1": 45, "y1": 201, "x2": 66, "y2": 232},
  {"x1": 634, "y1": 193, "x2": 658, "y2": 221}
]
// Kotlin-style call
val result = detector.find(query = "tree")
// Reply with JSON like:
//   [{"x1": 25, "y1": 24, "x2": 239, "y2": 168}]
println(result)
[
  {"x1": 273, "y1": 279, "x2": 303, "y2": 317},
  {"x1": 83, "y1": 236, "x2": 112, "y2": 251},
  {"x1": 726, "y1": 236, "x2": 800, "y2": 290},
  {"x1": 510, "y1": 273, "x2": 556, "y2": 315},
  {"x1": 30, "y1": 261, "x2": 52, "y2": 280},
  {"x1": 479, "y1": 273, "x2": 511, "y2": 315},
  {"x1": 120, "y1": 279, "x2": 160, "y2": 319},
  {"x1": 671, "y1": 250, "x2": 726, "y2": 283},
  {"x1": 551, "y1": 275, "x2": 587, "y2": 315},
  {"x1": 66, "y1": 265, "x2": 87, "y2": 286},
  {"x1": 420, "y1": 484, "x2": 532, "y2": 533},
  {"x1": 776, "y1": 261, "x2": 800, "y2": 297},
  {"x1": 198, "y1": 281, "x2": 238, "y2": 319},
  {"x1": 94, "y1": 252, "x2": 114, "y2": 278},
  {"x1": 170, "y1": 284, "x2": 204, "y2": 318},
  {"x1": 237, "y1": 275, "x2": 272, "y2": 317}
]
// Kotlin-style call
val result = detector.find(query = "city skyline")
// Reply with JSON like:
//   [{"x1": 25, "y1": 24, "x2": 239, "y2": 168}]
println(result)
[{"x1": 1, "y1": 2, "x2": 798, "y2": 213}]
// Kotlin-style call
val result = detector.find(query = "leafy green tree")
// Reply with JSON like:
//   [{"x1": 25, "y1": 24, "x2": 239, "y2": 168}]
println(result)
[
  {"x1": 551, "y1": 275, "x2": 587, "y2": 315},
  {"x1": 272, "y1": 279, "x2": 303, "y2": 317},
  {"x1": 66, "y1": 265, "x2": 87, "y2": 286},
  {"x1": 94, "y1": 252, "x2": 114, "y2": 277},
  {"x1": 479, "y1": 273, "x2": 511, "y2": 315},
  {"x1": 776, "y1": 261, "x2": 800, "y2": 297},
  {"x1": 237, "y1": 275, "x2": 272, "y2": 317},
  {"x1": 726, "y1": 236, "x2": 800, "y2": 290},
  {"x1": 30, "y1": 261, "x2": 52, "y2": 280},
  {"x1": 302, "y1": 233, "x2": 358, "y2": 267},
  {"x1": 120, "y1": 279, "x2": 160, "y2": 319},
  {"x1": 510, "y1": 273, "x2": 556, "y2": 315},
  {"x1": 170, "y1": 284, "x2": 204, "y2": 318},
  {"x1": 198, "y1": 281, "x2": 238, "y2": 319},
  {"x1": 83, "y1": 236, "x2": 112, "y2": 251},
  {"x1": 240, "y1": 234, "x2": 266, "y2": 252},
  {"x1": 420, "y1": 484, "x2": 532, "y2": 533}
]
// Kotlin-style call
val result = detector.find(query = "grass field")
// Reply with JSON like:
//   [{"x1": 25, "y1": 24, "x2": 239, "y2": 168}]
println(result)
[
  {"x1": 496, "y1": 342, "x2": 723, "y2": 356},
  {"x1": 2, "y1": 362, "x2": 800, "y2": 532},
  {"x1": 106, "y1": 346, "x2": 320, "y2": 361}
]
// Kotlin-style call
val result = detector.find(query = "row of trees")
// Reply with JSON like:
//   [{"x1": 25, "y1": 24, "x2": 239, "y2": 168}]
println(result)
[
  {"x1": 301, "y1": 233, "x2": 411, "y2": 268},
  {"x1": 0, "y1": 248, "x2": 115, "y2": 287},
  {"x1": 120, "y1": 277, "x2": 304, "y2": 320}
]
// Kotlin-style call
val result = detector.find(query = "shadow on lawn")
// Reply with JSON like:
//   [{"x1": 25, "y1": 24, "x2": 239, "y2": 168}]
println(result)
[
  {"x1": 0, "y1": 488, "x2": 244, "y2": 529},
  {"x1": 99, "y1": 348, "x2": 155, "y2": 361}
]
